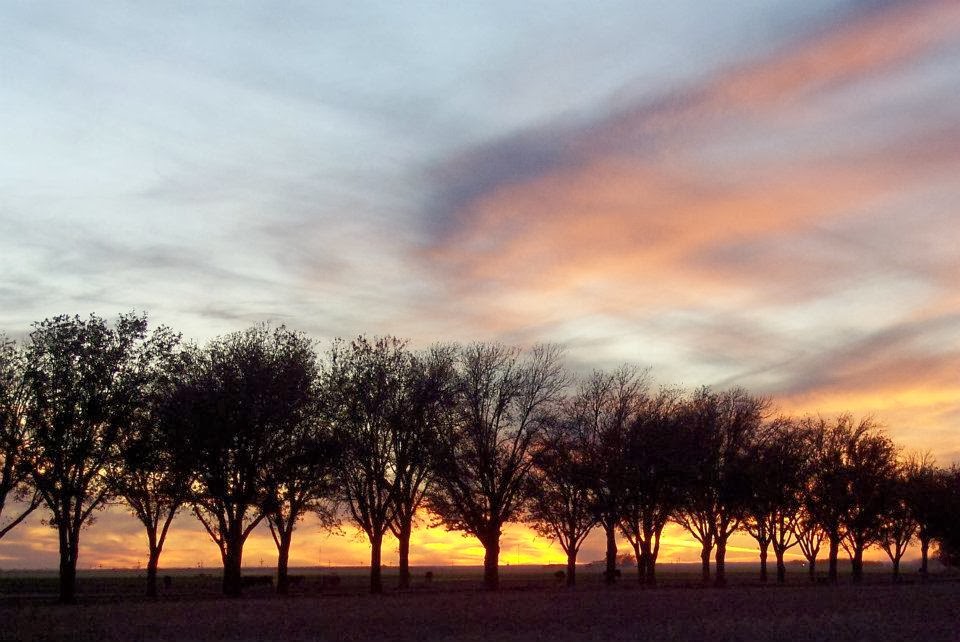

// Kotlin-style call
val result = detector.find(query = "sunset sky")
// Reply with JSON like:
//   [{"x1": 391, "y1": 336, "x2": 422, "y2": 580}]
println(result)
[{"x1": 1, "y1": 0, "x2": 958, "y2": 570}]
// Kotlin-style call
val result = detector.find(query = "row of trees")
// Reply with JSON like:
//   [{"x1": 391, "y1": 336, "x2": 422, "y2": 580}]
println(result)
[
  {"x1": 527, "y1": 375, "x2": 960, "y2": 588},
  {"x1": 0, "y1": 314, "x2": 958, "y2": 603}
]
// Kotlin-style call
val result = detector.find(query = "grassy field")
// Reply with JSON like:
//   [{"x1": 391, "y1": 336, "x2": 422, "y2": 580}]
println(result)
[{"x1": 2, "y1": 565, "x2": 958, "y2": 640}]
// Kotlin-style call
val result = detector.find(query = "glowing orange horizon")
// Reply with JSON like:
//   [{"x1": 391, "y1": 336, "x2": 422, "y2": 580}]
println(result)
[{"x1": 0, "y1": 506, "x2": 901, "y2": 572}]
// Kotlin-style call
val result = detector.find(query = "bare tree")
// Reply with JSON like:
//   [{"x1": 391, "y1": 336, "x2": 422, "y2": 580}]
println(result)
[
  {"x1": 428, "y1": 343, "x2": 566, "y2": 590},
  {"x1": 325, "y1": 336, "x2": 406, "y2": 594},
  {"x1": 175, "y1": 325, "x2": 315, "y2": 597},
  {"x1": 109, "y1": 326, "x2": 193, "y2": 597},
  {"x1": 570, "y1": 367, "x2": 647, "y2": 584},
  {"x1": 619, "y1": 387, "x2": 686, "y2": 586},
  {"x1": 795, "y1": 516, "x2": 825, "y2": 582},
  {"x1": 675, "y1": 388, "x2": 765, "y2": 586},
  {"x1": 388, "y1": 345, "x2": 456, "y2": 590},
  {"x1": 525, "y1": 409, "x2": 597, "y2": 586},
  {"x1": 21, "y1": 313, "x2": 149, "y2": 603},
  {"x1": 0, "y1": 336, "x2": 40, "y2": 540}
]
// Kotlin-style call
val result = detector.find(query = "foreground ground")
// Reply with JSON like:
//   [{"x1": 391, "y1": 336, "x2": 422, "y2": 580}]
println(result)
[{"x1": 1, "y1": 568, "x2": 958, "y2": 641}]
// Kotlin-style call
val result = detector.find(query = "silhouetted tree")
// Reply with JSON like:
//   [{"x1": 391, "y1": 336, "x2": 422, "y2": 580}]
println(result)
[
  {"x1": 0, "y1": 336, "x2": 40, "y2": 539},
  {"x1": 675, "y1": 388, "x2": 765, "y2": 586},
  {"x1": 804, "y1": 415, "x2": 852, "y2": 583},
  {"x1": 387, "y1": 345, "x2": 456, "y2": 590},
  {"x1": 325, "y1": 336, "x2": 406, "y2": 594},
  {"x1": 109, "y1": 326, "x2": 193, "y2": 597},
  {"x1": 175, "y1": 325, "x2": 313, "y2": 597},
  {"x1": 878, "y1": 462, "x2": 915, "y2": 582},
  {"x1": 795, "y1": 516, "x2": 824, "y2": 582},
  {"x1": 260, "y1": 333, "x2": 338, "y2": 595},
  {"x1": 742, "y1": 417, "x2": 810, "y2": 583},
  {"x1": 903, "y1": 455, "x2": 945, "y2": 580},
  {"x1": 619, "y1": 387, "x2": 686, "y2": 586},
  {"x1": 525, "y1": 410, "x2": 597, "y2": 586},
  {"x1": 428, "y1": 343, "x2": 566, "y2": 590},
  {"x1": 931, "y1": 466, "x2": 960, "y2": 569},
  {"x1": 571, "y1": 367, "x2": 647, "y2": 585},
  {"x1": 21, "y1": 313, "x2": 149, "y2": 603},
  {"x1": 838, "y1": 419, "x2": 897, "y2": 583}
]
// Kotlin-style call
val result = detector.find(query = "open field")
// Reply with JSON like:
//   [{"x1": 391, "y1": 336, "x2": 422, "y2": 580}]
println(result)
[{"x1": 2, "y1": 566, "x2": 959, "y2": 641}]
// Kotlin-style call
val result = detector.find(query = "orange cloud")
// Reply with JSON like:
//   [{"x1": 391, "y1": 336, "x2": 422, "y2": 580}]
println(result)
[{"x1": 417, "y1": 0, "x2": 960, "y2": 466}]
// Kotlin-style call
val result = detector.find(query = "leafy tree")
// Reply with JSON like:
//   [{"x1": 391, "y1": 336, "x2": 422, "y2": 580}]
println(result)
[
  {"x1": 838, "y1": 419, "x2": 897, "y2": 583},
  {"x1": 21, "y1": 313, "x2": 149, "y2": 603},
  {"x1": 260, "y1": 334, "x2": 337, "y2": 595},
  {"x1": 0, "y1": 336, "x2": 40, "y2": 540},
  {"x1": 619, "y1": 387, "x2": 686, "y2": 586},
  {"x1": 174, "y1": 325, "x2": 316, "y2": 597},
  {"x1": 387, "y1": 345, "x2": 456, "y2": 590},
  {"x1": 805, "y1": 414, "x2": 896, "y2": 583},
  {"x1": 742, "y1": 417, "x2": 811, "y2": 583},
  {"x1": 903, "y1": 454, "x2": 946, "y2": 579},
  {"x1": 931, "y1": 466, "x2": 960, "y2": 569},
  {"x1": 428, "y1": 343, "x2": 566, "y2": 590},
  {"x1": 525, "y1": 410, "x2": 597, "y2": 586},
  {"x1": 109, "y1": 326, "x2": 193, "y2": 597},
  {"x1": 325, "y1": 336, "x2": 406, "y2": 594},
  {"x1": 878, "y1": 462, "x2": 916, "y2": 582},
  {"x1": 803, "y1": 415, "x2": 853, "y2": 583},
  {"x1": 675, "y1": 388, "x2": 765, "y2": 586}
]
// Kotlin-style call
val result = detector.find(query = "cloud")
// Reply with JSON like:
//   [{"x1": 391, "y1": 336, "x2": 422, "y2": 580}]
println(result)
[
  {"x1": 2, "y1": 1, "x2": 958, "y2": 570},
  {"x1": 419, "y1": 0, "x2": 960, "y2": 459}
]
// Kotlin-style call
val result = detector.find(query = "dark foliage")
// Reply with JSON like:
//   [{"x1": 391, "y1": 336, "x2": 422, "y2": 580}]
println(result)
[
  {"x1": 21, "y1": 313, "x2": 151, "y2": 602},
  {"x1": 108, "y1": 325, "x2": 193, "y2": 597},
  {"x1": 619, "y1": 387, "x2": 687, "y2": 586},
  {"x1": 172, "y1": 325, "x2": 318, "y2": 597},
  {"x1": 674, "y1": 388, "x2": 767, "y2": 586},
  {"x1": 0, "y1": 336, "x2": 40, "y2": 540}
]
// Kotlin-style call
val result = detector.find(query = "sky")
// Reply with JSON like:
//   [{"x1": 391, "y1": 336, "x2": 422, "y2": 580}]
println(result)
[{"x1": 1, "y1": 0, "x2": 959, "y2": 570}]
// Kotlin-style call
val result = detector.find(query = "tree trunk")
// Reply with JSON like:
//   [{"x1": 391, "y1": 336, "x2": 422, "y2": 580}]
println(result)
[
  {"x1": 146, "y1": 545, "x2": 161, "y2": 598},
  {"x1": 370, "y1": 531, "x2": 384, "y2": 594},
  {"x1": 276, "y1": 529, "x2": 292, "y2": 595},
  {"x1": 58, "y1": 525, "x2": 79, "y2": 604},
  {"x1": 774, "y1": 548, "x2": 786, "y2": 584},
  {"x1": 646, "y1": 553, "x2": 657, "y2": 587},
  {"x1": 759, "y1": 542, "x2": 769, "y2": 583},
  {"x1": 222, "y1": 536, "x2": 244, "y2": 597},
  {"x1": 828, "y1": 535, "x2": 839, "y2": 584},
  {"x1": 566, "y1": 549, "x2": 577, "y2": 587},
  {"x1": 397, "y1": 519, "x2": 412, "y2": 590},
  {"x1": 638, "y1": 538, "x2": 653, "y2": 586},
  {"x1": 631, "y1": 541, "x2": 644, "y2": 584},
  {"x1": 892, "y1": 556, "x2": 900, "y2": 582},
  {"x1": 482, "y1": 535, "x2": 500, "y2": 591},
  {"x1": 851, "y1": 544, "x2": 863, "y2": 583},
  {"x1": 604, "y1": 523, "x2": 618, "y2": 585},
  {"x1": 807, "y1": 555, "x2": 816, "y2": 582},
  {"x1": 647, "y1": 529, "x2": 661, "y2": 587},
  {"x1": 920, "y1": 536, "x2": 930, "y2": 582},
  {"x1": 714, "y1": 538, "x2": 727, "y2": 587},
  {"x1": 700, "y1": 542, "x2": 711, "y2": 584}
]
